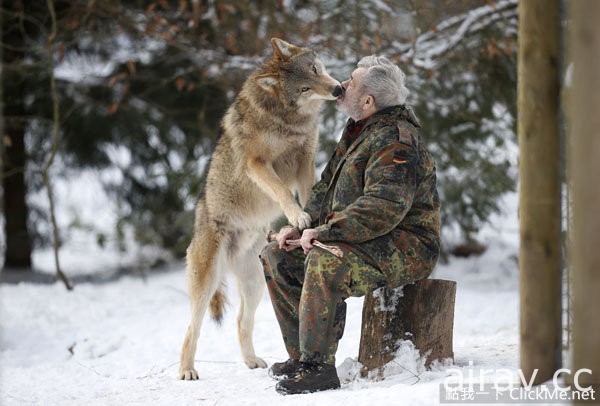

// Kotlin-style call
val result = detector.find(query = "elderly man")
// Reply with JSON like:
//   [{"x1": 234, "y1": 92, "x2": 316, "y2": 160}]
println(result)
[{"x1": 259, "y1": 56, "x2": 440, "y2": 395}]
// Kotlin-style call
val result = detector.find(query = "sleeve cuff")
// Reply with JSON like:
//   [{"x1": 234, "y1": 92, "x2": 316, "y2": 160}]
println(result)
[{"x1": 315, "y1": 224, "x2": 333, "y2": 242}]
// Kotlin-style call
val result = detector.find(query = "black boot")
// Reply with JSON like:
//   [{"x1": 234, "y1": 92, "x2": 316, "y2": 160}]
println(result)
[
  {"x1": 275, "y1": 362, "x2": 341, "y2": 395},
  {"x1": 268, "y1": 359, "x2": 302, "y2": 380}
]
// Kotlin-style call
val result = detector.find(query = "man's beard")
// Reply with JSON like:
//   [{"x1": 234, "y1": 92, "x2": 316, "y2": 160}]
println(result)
[{"x1": 337, "y1": 97, "x2": 363, "y2": 121}]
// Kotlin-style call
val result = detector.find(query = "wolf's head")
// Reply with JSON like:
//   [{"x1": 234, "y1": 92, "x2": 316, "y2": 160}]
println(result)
[{"x1": 254, "y1": 38, "x2": 343, "y2": 111}]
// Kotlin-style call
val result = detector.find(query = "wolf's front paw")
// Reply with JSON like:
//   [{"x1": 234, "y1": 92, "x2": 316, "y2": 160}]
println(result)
[
  {"x1": 244, "y1": 355, "x2": 268, "y2": 369},
  {"x1": 290, "y1": 211, "x2": 312, "y2": 230},
  {"x1": 179, "y1": 368, "x2": 199, "y2": 380}
]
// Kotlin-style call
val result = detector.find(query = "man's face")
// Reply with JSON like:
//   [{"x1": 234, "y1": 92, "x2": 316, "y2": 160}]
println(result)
[{"x1": 337, "y1": 67, "x2": 368, "y2": 121}]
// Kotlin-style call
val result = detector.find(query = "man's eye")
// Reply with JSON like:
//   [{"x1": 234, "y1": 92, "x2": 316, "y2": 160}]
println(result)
[
  {"x1": 301, "y1": 87, "x2": 310, "y2": 92},
  {"x1": 312, "y1": 66, "x2": 317, "y2": 74}
]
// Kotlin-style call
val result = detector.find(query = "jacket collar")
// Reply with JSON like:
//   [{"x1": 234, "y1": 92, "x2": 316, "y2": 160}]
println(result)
[
  {"x1": 362, "y1": 104, "x2": 421, "y2": 129},
  {"x1": 340, "y1": 104, "x2": 419, "y2": 155}
]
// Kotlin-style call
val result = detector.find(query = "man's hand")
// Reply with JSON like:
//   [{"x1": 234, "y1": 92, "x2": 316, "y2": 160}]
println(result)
[
  {"x1": 275, "y1": 226, "x2": 301, "y2": 250},
  {"x1": 299, "y1": 228, "x2": 318, "y2": 255}
]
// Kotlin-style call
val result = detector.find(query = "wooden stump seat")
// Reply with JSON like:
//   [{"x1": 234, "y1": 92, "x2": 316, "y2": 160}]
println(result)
[{"x1": 358, "y1": 279, "x2": 457, "y2": 378}]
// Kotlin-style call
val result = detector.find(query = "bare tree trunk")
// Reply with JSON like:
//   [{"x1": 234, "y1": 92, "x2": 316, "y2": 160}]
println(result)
[
  {"x1": 569, "y1": 0, "x2": 600, "y2": 394},
  {"x1": 2, "y1": 2, "x2": 33, "y2": 270},
  {"x1": 44, "y1": 0, "x2": 73, "y2": 290},
  {"x1": 518, "y1": 0, "x2": 562, "y2": 384}
]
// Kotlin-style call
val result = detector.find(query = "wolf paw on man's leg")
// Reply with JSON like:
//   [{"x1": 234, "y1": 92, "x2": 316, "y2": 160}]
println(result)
[{"x1": 286, "y1": 208, "x2": 312, "y2": 230}]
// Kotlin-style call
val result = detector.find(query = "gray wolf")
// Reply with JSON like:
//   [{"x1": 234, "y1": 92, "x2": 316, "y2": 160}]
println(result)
[{"x1": 178, "y1": 38, "x2": 342, "y2": 380}]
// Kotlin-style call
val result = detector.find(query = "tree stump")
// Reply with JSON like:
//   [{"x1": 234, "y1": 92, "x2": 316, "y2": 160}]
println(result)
[{"x1": 358, "y1": 279, "x2": 457, "y2": 378}]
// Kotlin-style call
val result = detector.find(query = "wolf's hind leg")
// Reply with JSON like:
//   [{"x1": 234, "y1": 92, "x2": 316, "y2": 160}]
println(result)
[
  {"x1": 232, "y1": 245, "x2": 267, "y2": 369},
  {"x1": 179, "y1": 228, "x2": 223, "y2": 380}
]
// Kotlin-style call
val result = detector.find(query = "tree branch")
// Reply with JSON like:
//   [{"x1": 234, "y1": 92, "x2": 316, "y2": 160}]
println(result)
[{"x1": 401, "y1": 0, "x2": 518, "y2": 69}]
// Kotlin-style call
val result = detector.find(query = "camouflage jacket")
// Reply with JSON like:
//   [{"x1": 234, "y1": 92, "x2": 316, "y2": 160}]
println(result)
[{"x1": 304, "y1": 104, "x2": 440, "y2": 277}]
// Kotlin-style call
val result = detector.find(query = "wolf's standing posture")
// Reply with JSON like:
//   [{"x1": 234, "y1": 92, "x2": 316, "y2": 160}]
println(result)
[{"x1": 179, "y1": 38, "x2": 342, "y2": 380}]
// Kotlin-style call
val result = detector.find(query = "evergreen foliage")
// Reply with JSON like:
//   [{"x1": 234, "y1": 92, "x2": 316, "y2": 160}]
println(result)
[{"x1": 1, "y1": 0, "x2": 517, "y2": 261}]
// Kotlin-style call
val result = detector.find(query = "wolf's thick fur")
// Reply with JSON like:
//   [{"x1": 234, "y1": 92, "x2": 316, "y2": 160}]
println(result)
[{"x1": 179, "y1": 38, "x2": 341, "y2": 380}]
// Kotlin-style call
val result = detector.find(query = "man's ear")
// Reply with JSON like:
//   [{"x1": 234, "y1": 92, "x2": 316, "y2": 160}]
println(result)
[
  {"x1": 271, "y1": 38, "x2": 301, "y2": 60},
  {"x1": 255, "y1": 73, "x2": 279, "y2": 94}
]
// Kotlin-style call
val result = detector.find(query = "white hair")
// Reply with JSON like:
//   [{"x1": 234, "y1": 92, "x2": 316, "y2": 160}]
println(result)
[{"x1": 357, "y1": 55, "x2": 409, "y2": 109}]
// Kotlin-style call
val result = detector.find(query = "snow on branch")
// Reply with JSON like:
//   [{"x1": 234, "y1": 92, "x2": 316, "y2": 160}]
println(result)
[{"x1": 401, "y1": 0, "x2": 518, "y2": 69}]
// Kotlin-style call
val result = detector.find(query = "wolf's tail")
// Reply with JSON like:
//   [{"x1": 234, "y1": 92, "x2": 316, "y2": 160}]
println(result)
[{"x1": 209, "y1": 284, "x2": 227, "y2": 324}]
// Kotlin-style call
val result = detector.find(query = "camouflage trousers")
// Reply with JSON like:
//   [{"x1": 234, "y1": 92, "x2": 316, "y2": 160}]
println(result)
[{"x1": 260, "y1": 241, "x2": 412, "y2": 365}]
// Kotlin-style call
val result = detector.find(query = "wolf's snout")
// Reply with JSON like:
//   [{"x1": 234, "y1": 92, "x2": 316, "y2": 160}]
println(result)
[{"x1": 332, "y1": 85, "x2": 344, "y2": 98}]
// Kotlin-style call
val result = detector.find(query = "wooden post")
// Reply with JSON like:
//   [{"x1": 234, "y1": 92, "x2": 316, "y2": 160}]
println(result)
[
  {"x1": 518, "y1": 0, "x2": 562, "y2": 384},
  {"x1": 358, "y1": 279, "x2": 456, "y2": 378},
  {"x1": 569, "y1": 0, "x2": 600, "y2": 393}
]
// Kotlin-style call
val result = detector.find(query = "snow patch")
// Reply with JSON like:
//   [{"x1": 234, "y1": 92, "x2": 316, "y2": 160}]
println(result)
[{"x1": 372, "y1": 285, "x2": 404, "y2": 312}]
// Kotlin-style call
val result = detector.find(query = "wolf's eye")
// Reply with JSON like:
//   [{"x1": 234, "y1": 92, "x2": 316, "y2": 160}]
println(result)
[
  {"x1": 301, "y1": 87, "x2": 310, "y2": 93},
  {"x1": 312, "y1": 65, "x2": 317, "y2": 74}
]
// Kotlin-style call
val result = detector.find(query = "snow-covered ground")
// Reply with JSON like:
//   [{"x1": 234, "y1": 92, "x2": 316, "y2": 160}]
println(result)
[{"x1": 1, "y1": 190, "x2": 520, "y2": 405}]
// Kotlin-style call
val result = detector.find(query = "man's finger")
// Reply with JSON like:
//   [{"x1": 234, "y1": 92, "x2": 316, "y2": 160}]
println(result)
[
  {"x1": 277, "y1": 236, "x2": 286, "y2": 249},
  {"x1": 300, "y1": 238, "x2": 313, "y2": 254}
]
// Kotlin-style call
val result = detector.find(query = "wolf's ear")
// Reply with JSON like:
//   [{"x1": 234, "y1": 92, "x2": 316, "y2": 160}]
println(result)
[
  {"x1": 271, "y1": 38, "x2": 301, "y2": 60},
  {"x1": 255, "y1": 74, "x2": 279, "y2": 94}
]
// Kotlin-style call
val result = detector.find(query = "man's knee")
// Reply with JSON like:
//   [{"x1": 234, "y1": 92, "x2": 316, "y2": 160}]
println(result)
[
  {"x1": 259, "y1": 241, "x2": 299, "y2": 275},
  {"x1": 260, "y1": 241, "x2": 279, "y2": 262},
  {"x1": 259, "y1": 241, "x2": 279, "y2": 275},
  {"x1": 260, "y1": 242, "x2": 306, "y2": 288}
]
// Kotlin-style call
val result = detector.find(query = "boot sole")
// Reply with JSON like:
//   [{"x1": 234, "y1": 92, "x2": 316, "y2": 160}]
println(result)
[{"x1": 275, "y1": 380, "x2": 341, "y2": 395}]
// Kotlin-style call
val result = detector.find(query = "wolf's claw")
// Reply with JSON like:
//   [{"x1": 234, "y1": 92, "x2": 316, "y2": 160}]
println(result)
[
  {"x1": 244, "y1": 355, "x2": 268, "y2": 369},
  {"x1": 179, "y1": 369, "x2": 199, "y2": 380}
]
